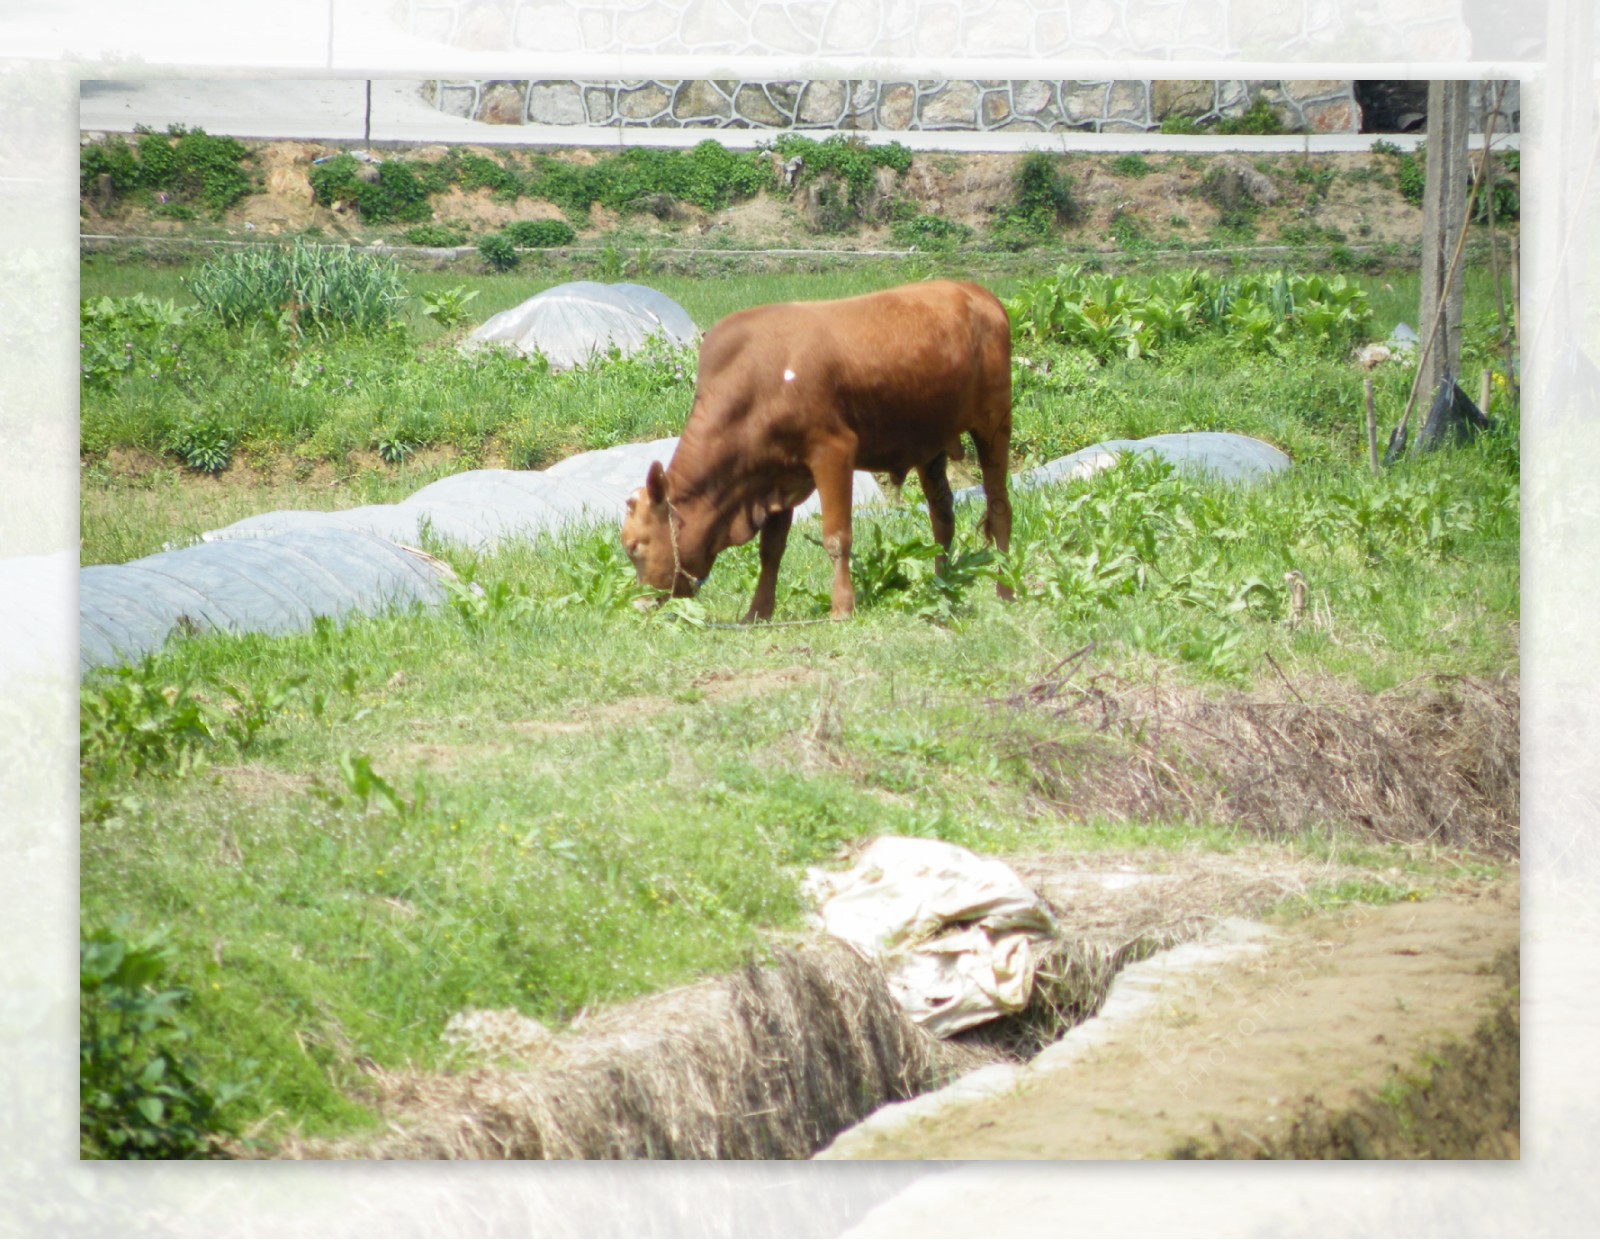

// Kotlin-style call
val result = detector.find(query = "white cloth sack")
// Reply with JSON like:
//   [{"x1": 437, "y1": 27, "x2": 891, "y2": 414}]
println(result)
[{"x1": 805, "y1": 836, "x2": 1060, "y2": 1037}]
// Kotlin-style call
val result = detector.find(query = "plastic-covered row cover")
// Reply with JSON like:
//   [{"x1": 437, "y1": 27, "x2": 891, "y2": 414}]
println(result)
[
  {"x1": 954, "y1": 431, "x2": 1290, "y2": 506},
  {"x1": 462, "y1": 281, "x2": 698, "y2": 370},
  {"x1": 204, "y1": 437, "x2": 883, "y2": 553},
  {"x1": 82, "y1": 438, "x2": 885, "y2": 675},
  {"x1": 79, "y1": 527, "x2": 458, "y2": 676}
]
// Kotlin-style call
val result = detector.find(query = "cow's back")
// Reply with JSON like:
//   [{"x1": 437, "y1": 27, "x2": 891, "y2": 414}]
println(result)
[{"x1": 686, "y1": 281, "x2": 1009, "y2": 476}]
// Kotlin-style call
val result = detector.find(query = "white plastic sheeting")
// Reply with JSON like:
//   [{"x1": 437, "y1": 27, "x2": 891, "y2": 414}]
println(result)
[
  {"x1": 80, "y1": 439, "x2": 886, "y2": 675},
  {"x1": 952, "y1": 431, "x2": 1290, "y2": 505},
  {"x1": 77, "y1": 431, "x2": 1285, "y2": 675},
  {"x1": 462, "y1": 281, "x2": 698, "y2": 370},
  {"x1": 805, "y1": 836, "x2": 1060, "y2": 1037},
  {"x1": 204, "y1": 438, "x2": 884, "y2": 553},
  {"x1": 79, "y1": 527, "x2": 459, "y2": 676}
]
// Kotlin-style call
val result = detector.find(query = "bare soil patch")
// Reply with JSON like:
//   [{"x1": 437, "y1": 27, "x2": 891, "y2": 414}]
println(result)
[{"x1": 829, "y1": 874, "x2": 1518, "y2": 1160}]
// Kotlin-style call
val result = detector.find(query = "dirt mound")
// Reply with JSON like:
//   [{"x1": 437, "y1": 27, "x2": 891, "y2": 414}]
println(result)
[
  {"x1": 830, "y1": 876, "x2": 1518, "y2": 1161},
  {"x1": 1173, "y1": 945, "x2": 1519, "y2": 1158}
]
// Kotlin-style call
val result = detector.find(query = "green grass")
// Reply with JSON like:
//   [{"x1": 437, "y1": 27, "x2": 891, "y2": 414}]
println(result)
[{"x1": 79, "y1": 254, "x2": 1520, "y2": 1147}]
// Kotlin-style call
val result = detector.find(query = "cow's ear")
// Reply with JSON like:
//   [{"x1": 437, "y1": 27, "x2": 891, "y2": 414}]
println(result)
[{"x1": 645, "y1": 460, "x2": 668, "y2": 507}]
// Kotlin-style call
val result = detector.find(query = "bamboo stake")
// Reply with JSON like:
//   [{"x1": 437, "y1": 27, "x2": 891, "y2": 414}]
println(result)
[{"x1": 1365, "y1": 377, "x2": 1380, "y2": 475}]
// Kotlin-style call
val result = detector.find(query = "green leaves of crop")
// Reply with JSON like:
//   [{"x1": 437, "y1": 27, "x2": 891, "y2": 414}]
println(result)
[
  {"x1": 1006, "y1": 265, "x2": 1372, "y2": 362},
  {"x1": 187, "y1": 239, "x2": 407, "y2": 335}
]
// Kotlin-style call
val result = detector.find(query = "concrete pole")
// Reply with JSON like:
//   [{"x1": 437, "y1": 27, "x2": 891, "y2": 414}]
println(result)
[{"x1": 1417, "y1": 80, "x2": 1471, "y2": 400}]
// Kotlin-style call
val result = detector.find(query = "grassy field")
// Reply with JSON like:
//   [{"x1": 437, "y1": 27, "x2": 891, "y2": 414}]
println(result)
[{"x1": 78, "y1": 251, "x2": 1520, "y2": 1152}]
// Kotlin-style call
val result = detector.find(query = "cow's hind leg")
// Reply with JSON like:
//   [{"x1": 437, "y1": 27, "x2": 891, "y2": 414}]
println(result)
[
  {"x1": 916, "y1": 452, "x2": 956, "y2": 576},
  {"x1": 743, "y1": 507, "x2": 793, "y2": 623},
  {"x1": 809, "y1": 445, "x2": 857, "y2": 620},
  {"x1": 969, "y1": 423, "x2": 1015, "y2": 601}
]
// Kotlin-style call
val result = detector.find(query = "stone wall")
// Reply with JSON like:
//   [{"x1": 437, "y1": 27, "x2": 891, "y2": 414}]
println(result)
[{"x1": 425, "y1": 79, "x2": 1518, "y2": 136}]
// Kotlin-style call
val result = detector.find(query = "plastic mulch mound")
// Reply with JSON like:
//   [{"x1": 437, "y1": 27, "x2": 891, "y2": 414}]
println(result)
[
  {"x1": 78, "y1": 439, "x2": 885, "y2": 675},
  {"x1": 79, "y1": 528, "x2": 459, "y2": 676},
  {"x1": 462, "y1": 281, "x2": 698, "y2": 370}
]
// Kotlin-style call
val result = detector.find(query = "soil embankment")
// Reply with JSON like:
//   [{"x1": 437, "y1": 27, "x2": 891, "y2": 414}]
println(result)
[{"x1": 825, "y1": 876, "x2": 1518, "y2": 1161}]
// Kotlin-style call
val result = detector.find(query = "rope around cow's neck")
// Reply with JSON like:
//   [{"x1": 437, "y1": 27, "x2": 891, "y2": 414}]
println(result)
[
  {"x1": 662, "y1": 496, "x2": 828, "y2": 628},
  {"x1": 665, "y1": 498, "x2": 699, "y2": 593}
]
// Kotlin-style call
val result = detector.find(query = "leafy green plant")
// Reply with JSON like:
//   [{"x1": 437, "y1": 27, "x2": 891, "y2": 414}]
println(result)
[
  {"x1": 890, "y1": 213, "x2": 973, "y2": 250},
  {"x1": 1005, "y1": 265, "x2": 1371, "y2": 362},
  {"x1": 81, "y1": 665, "x2": 218, "y2": 788},
  {"x1": 308, "y1": 155, "x2": 432, "y2": 223},
  {"x1": 81, "y1": 923, "x2": 249, "y2": 1159},
  {"x1": 79, "y1": 294, "x2": 196, "y2": 391},
  {"x1": 329, "y1": 750, "x2": 429, "y2": 823},
  {"x1": 1112, "y1": 153, "x2": 1155, "y2": 178},
  {"x1": 1159, "y1": 115, "x2": 1202, "y2": 135},
  {"x1": 477, "y1": 233, "x2": 520, "y2": 272},
  {"x1": 164, "y1": 414, "x2": 236, "y2": 473},
  {"x1": 418, "y1": 284, "x2": 480, "y2": 328}
]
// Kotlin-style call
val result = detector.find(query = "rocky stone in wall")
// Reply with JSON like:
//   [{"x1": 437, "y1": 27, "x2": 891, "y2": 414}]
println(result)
[
  {"x1": 1152, "y1": 80, "x2": 1215, "y2": 120},
  {"x1": 921, "y1": 81, "x2": 981, "y2": 128},
  {"x1": 673, "y1": 80, "x2": 731, "y2": 122},
  {"x1": 480, "y1": 81, "x2": 527, "y2": 125},
  {"x1": 428, "y1": 77, "x2": 1513, "y2": 137},
  {"x1": 796, "y1": 81, "x2": 848, "y2": 126},
  {"x1": 527, "y1": 82, "x2": 584, "y2": 126}
]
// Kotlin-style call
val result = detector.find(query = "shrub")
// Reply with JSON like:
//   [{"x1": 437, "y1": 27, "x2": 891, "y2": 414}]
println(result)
[
  {"x1": 890, "y1": 213, "x2": 973, "y2": 250},
  {"x1": 80, "y1": 126, "x2": 255, "y2": 215},
  {"x1": 504, "y1": 218, "x2": 577, "y2": 248},
  {"x1": 770, "y1": 134, "x2": 909, "y2": 227},
  {"x1": 1111, "y1": 153, "x2": 1155, "y2": 178},
  {"x1": 455, "y1": 151, "x2": 522, "y2": 197},
  {"x1": 990, "y1": 152, "x2": 1081, "y2": 250},
  {"x1": 81, "y1": 923, "x2": 247, "y2": 1159},
  {"x1": 403, "y1": 224, "x2": 469, "y2": 247},
  {"x1": 308, "y1": 155, "x2": 432, "y2": 223},
  {"x1": 478, "y1": 233, "x2": 520, "y2": 272},
  {"x1": 188, "y1": 239, "x2": 408, "y2": 334}
]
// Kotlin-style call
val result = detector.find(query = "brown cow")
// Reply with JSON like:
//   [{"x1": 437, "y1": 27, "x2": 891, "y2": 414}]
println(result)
[{"x1": 621, "y1": 280, "x2": 1013, "y2": 621}]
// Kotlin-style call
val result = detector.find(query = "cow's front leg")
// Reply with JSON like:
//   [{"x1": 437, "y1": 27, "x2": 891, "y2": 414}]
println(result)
[
  {"x1": 810, "y1": 447, "x2": 857, "y2": 619},
  {"x1": 917, "y1": 452, "x2": 956, "y2": 577},
  {"x1": 743, "y1": 506, "x2": 793, "y2": 623}
]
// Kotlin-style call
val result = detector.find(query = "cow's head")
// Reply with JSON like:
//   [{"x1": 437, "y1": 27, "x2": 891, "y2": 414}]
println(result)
[{"x1": 621, "y1": 460, "x2": 706, "y2": 598}]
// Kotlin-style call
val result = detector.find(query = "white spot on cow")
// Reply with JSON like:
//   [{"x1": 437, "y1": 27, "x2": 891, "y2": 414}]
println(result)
[{"x1": 783, "y1": 368, "x2": 796, "y2": 382}]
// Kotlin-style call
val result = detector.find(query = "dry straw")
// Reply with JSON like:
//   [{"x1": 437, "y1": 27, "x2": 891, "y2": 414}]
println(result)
[
  {"x1": 1003, "y1": 665, "x2": 1519, "y2": 858},
  {"x1": 274, "y1": 941, "x2": 989, "y2": 1161}
]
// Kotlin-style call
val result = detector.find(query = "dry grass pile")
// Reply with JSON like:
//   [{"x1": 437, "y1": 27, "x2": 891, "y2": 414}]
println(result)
[
  {"x1": 961, "y1": 935, "x2": 1165, "y2": 1060},
  {"x1": 1003, "y1": 664, "x2": 1519, "y2": 857},
  {"x1": 275, "y1": 941, "x2": 982, "y2": 1160}
]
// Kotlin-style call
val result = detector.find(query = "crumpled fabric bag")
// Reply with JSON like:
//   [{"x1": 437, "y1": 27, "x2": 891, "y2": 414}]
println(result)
[{"x1": 804, "y1": 836, "x2": 1060, "y2": 1037}]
